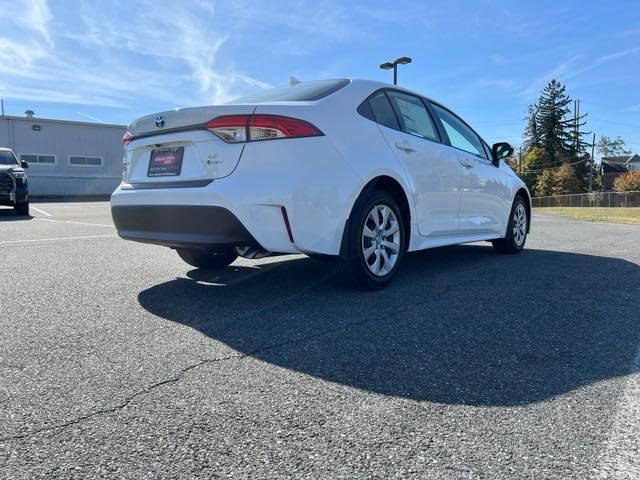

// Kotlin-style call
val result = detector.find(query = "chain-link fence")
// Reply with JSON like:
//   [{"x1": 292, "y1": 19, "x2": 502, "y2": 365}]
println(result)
[{"x1": 532, "y1": 191, "x2": 640, "y2": 208}]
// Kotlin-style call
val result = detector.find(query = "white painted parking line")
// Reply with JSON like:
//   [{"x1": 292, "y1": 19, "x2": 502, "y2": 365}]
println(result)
[
  {"x1": 596, "y1": 344, "x2": 640, "y2": 479},
  {"x1": 36, "y1": 218, "x2": 115, "y2": 228},
  {"x1": 31, "y1": 206, "x2": 52, "y2": 217},
  {"x1": 0, "y1": 234, "x2": 118, "y2": 245}
]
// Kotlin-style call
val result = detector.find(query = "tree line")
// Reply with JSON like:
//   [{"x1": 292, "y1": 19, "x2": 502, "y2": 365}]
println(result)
[{"x1": 515, "y1": 79, "x2": 635, "y2": 195}]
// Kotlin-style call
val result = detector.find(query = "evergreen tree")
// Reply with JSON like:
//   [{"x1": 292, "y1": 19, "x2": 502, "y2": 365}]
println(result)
[
  {"x1": 522, "y1": 105, "x2": 540, "y2": 152},
  {"x1": 521, "y1": 79, "x2": 591, "y2": 193},
  {"x1": 535, "y1": 80, "x2": 574, "y2": 164}
]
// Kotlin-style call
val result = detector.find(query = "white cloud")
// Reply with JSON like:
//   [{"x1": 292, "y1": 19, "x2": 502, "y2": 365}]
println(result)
[
  {"x1": 0, "y1": 0, "x2": 53, "y2": 45},
  {"x1": 0, "y1": 37, "x2": 47, "y2": 69},
  {"x1": 0, "y1": 0, "x2": 273, "y2": 110},
  {"x1": 565, "y1": 46, "x2": 640, "y2": 80},
  {"x1": 518, "y1": 47, "x2": 640, "y2": 99},
  {"x1": 23, "y1": 0, "x2": 53, "y2": 46},
  {"x1": 518, "y1": 57, "x2": 580, "y2": 99}
]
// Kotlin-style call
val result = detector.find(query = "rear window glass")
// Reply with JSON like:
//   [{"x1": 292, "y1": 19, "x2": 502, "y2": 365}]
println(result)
[{"x1": 229, "y1": 79, "x2": 350, "y2": 103}]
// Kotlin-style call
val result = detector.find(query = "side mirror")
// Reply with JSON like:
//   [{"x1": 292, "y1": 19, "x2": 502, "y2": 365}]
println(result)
[
  {"x1": 491, "y1": 142, "x2": 514, "y2": 165},
  {"x1": 21, "y1": 160, "x2": 29, "y2": 169}
]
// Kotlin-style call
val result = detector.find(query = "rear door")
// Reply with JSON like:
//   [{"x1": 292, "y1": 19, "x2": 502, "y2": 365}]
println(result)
[
  {"x1": 366, "y1": 90, "x2": 462, "y2": 237},
  {"x1": 430, "y1": 103, "x2": 510, "y2": 236},
  {"x1": 125, "y1": 105, "x2": 255, "y2": 186}
]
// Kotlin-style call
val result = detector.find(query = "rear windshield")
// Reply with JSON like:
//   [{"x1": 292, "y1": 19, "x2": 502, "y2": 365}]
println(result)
[
  {"x1": 0, "y1": 151, "x2": 18, "y2": 166},
  {"x1": 229, "y1": 79, "x2": 350, "y2": 103}
]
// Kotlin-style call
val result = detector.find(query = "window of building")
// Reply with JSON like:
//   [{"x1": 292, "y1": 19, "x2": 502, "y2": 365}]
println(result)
[
  {"x1": 69, "y1": 156, "x2": 103, "y2": 167},
  {"x1": 20, "y1": 154, "x2": 56, "y2": 165}
]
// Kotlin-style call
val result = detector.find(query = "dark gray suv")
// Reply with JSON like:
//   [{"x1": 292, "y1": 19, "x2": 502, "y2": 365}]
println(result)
[{"x1": 0, "y1": 148, "x2": 29, "y2": 216}]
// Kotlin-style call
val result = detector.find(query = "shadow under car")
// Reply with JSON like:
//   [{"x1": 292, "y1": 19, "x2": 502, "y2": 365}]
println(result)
[{"x1": 138, "y1": 245, "x2": 640, "y2": 407}]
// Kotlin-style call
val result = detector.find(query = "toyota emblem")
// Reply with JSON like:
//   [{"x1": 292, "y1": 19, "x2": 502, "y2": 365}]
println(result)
[{"x1": 155, "y1": 116, "x2": 166, "y2": 128}]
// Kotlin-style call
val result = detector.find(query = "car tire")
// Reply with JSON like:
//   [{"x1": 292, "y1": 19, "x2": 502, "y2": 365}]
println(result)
[
  {"x1": 176, "y1": 248, "x2": 238, "y2": 270},
  {"x1": 15, "y1": 202, "x2": 29, "y2": 216},
  {"x1": 344, "y1": 190, "x2": 406, "y2": 290},
  {"x1": 492, "y1": 195, "x2": 528, "y2": 254}
]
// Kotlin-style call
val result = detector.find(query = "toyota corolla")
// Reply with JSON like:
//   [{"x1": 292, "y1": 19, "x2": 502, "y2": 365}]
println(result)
[{"x1": 111, "y1": 79, "x2": 530, "y2": 289}]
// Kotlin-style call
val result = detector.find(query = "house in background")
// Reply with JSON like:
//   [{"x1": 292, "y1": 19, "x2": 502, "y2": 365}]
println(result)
[{"x1": 601, "y1": 154, "x2": 640, "y2": 191}]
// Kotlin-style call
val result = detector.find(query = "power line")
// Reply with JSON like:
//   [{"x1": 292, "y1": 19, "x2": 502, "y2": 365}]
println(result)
[{"x1": 521, "y1": 157, "x2": 590, "y2": 174}]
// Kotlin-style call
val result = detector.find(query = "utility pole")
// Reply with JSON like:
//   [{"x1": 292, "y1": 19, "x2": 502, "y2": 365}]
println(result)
[
  {"x1": 576, "y1": 100, "x2": 580, "y2": 152},
  {"x1": 518, "y1": 145, "x2": 523, "y2": 176},
  {"x1": 573, "y1": 99, "x2": 582, "y2": 153},
  {"x1": 589, "y1": 132, "x2": 596, "y2": 192},
  {"x1": 1, "y1": 98, "x2": 4, "y2": 116},
  {"x1": 573, "y1": 100, "x2": 578, "y2": 150}
]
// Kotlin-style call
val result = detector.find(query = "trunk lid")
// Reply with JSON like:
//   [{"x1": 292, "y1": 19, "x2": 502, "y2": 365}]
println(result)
[
  {"x1": 129, "y1": 105, "x2": 255, "y2": 136},
  {"x1": 125, "y1": 105, "x2": 255, "y2": 184}
]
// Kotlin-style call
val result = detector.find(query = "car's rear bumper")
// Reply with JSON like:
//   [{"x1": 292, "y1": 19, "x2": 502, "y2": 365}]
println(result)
[
  {"x1": 110, "y1": 134, "x2": 363, "y2": 255},
  {"x1": 111, "y1": 205, "x2": 260, "y2": 249}
]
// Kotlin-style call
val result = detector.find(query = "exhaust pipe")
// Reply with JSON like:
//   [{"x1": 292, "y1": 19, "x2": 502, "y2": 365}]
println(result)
[{"x1": 235, "y1": 246, "x2": 272, "y2": 259}]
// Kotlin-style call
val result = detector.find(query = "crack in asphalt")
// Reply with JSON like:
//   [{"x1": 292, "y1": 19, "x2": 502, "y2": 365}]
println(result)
[
  {"x1": 0, "y1": 259, "x2": 490, "y2": 444},
  {"x1": 0, "y1": 291, "x2": 446, "y2": 444},
  {"x1": 0, "y1": 353, "x2": 243, "y2": 443}
]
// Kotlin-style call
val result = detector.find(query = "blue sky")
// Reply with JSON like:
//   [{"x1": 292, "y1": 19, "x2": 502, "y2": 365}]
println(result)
[{"x1": 0, "y1": 0, "x2": 638, "y2": 154}]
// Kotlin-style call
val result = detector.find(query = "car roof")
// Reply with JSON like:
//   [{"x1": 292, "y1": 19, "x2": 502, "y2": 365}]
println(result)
[{"x1": 346, "y1": 78, "x2": 449, "y2": 110}]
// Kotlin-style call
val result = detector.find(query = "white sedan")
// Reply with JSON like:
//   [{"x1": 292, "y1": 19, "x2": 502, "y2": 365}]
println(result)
[{"x1": 111, "y1": 79, "x2": 531, "y2": 289}]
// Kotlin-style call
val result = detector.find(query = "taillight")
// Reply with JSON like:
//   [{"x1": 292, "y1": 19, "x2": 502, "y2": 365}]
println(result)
[
  {"x1": 122, "y1": 131, "x2": 133, "y2": 146},
  {"x1": 206, "y1": 115, "x2": 250, "y2": 143},
  {"x1": 206, "y1": 114, "x2": 322, "y2": 143},
  {"x1": 249, "y1": 115, "x2": 322, "y2": 140}
]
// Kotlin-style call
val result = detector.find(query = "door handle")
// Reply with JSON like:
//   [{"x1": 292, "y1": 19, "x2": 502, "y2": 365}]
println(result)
[
  {"x1": 460, "y1": 159, "x2": 475, "y2": 169},
  {"x1": 395, "y1": 141, "x2": 416, "y2": 153}
]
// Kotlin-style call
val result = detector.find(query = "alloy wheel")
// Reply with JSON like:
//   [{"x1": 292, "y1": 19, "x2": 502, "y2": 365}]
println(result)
[
  {"x1": 513, "y1": 203, "x2": 527, "y2": 247},
  {"x1": 361, "y1": 204, "x2": 401, "y2": 276}
]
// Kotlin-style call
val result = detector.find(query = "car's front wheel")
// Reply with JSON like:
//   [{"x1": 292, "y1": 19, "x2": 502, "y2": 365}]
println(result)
[
  {"x1": 492, "y1": 195, "x2": 528, "y2": 254},
  {"x1": 14, "y1": 201, "x2": 29, "y2": 216},
  {"x1": 345, "y1": 190, "x2": 406, "y2": 289},
  {"x1": 176, "y1": 248, "x2": 238, "y2": 270}
]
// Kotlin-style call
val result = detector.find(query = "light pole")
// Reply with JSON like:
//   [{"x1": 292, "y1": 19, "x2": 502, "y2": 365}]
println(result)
[{"x1": 380, "y1": 56, "x2": 412, "y2": 85}]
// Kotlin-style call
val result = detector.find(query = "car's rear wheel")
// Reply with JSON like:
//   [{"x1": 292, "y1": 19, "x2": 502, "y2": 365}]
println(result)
[
  {"x1": 345, "y1": 190, "x2": 406, "y2": 289},
  {"x1": 15, "y1": 201, "x2": 29, "y2": 216},
  {"x1": 492, "y1": 195, "x2": 527, "y2": 254},
  {"x1": 176, "y1": 248, "x2": 238, "y2": 270}
]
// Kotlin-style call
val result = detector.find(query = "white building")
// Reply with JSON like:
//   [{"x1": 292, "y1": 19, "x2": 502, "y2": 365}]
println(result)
[{"x1": 0, "y1": 113, "x2": 126, "y2": 197}]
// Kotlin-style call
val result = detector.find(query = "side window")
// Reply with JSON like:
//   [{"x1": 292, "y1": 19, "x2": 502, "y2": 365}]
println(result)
[
  {"x1": 366, "y1": 91, "x2": 400, "y2": 130},
  {"x1": 386, "y1": 91, "x2": 439, "y2": 141},
  {"x1": 432, "y1": 104, "x2": 487, "y2": 158}
]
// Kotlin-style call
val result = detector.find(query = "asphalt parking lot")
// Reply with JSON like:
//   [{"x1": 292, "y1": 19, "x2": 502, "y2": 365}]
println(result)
[{"x1": 1, "y1": 202, "x2": 639, "y2": 479}]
